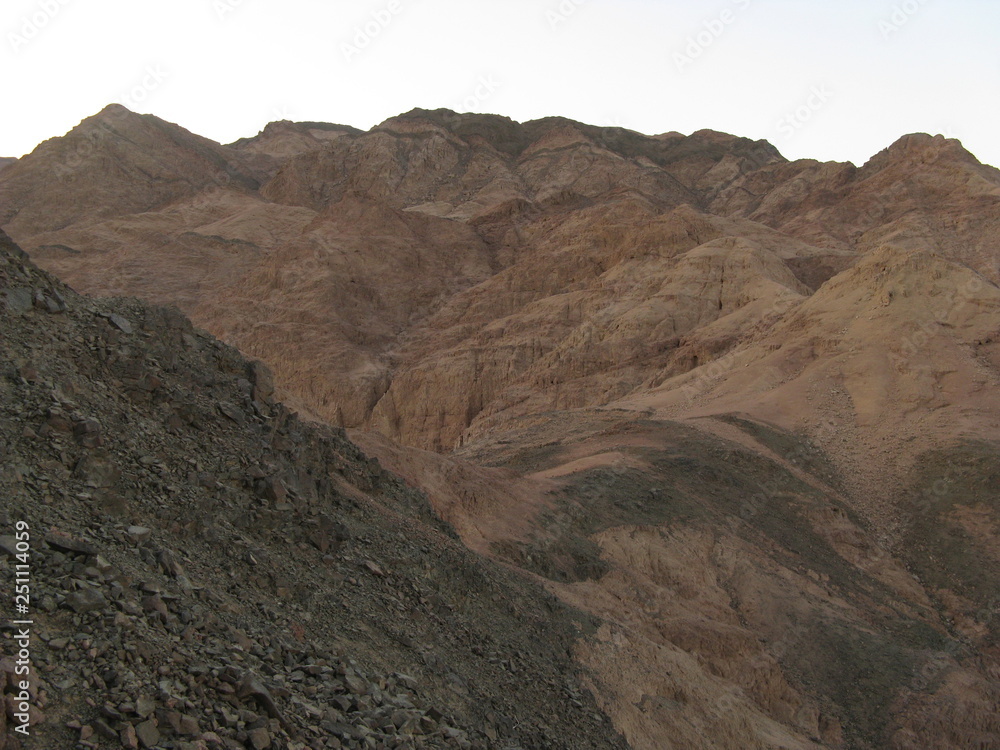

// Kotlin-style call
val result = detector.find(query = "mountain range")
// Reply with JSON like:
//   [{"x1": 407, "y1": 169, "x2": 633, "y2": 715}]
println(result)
[{"x1": 1, "y1": 105, "x2": 998, "y2": 749}]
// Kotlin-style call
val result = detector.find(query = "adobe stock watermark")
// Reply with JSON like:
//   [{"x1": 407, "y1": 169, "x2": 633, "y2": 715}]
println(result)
[
  {"x1": 7, "y1": 0, "x2": 73, "y2": 53},
  {"x1": 269, "y1": 104, "x2": 296, "y2": 122},
  {"x1": 119, "y1": 64, "x2": 169, "y2": 111},
  {"x1": 342, "y1": 1, "x2": 404, "y2": 64},
  {"x1": 674, "y1": 0, "x2": 753, "y2": 71},
  {"x1": 879, "y1": 0, "x2": 931, "y2": 39},
  {"x1": 602, "y1": 114, "x2": 629, "y2": 130},
  {"x1": 452, "y1": 75, "x2": 502, "y2": 114},
  {"x1": 53, "y1": 65, "x2": 169, "y2": 178},
  {"x1": 546, "y1": 0, "x2": 590, "y2": 30},
  {"x1": 213, "y1": 0, "x2": 249, "y2": 21},
  {"x1": 915, "y1": 595, "x2": 1000, "y2": 691},
  {"x1": 776, "y1": 85, "x2": 834, "y2": 141},
  {"x1": 888, "y1": 271, "x2": 989, "y2": 373},
  {"x1": 8, "y1": 521, "x2": 33, "y2": 738}
]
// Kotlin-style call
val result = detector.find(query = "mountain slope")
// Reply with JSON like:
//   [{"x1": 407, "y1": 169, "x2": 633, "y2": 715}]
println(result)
[{"x1": 0, "y1": 229, "x2": 627, "y2": 750}]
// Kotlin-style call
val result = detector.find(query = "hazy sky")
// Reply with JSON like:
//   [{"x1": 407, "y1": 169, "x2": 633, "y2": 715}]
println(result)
[{"x1": 4, "y1": 0, "x2": 999, "y2": 167}]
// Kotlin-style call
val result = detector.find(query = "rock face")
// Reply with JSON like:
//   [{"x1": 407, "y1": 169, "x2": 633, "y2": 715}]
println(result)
[
  {"x1": 5, "y1": 109, "x2": 999, "y2": 456},
  {"x1": 3, "y1": 108, "x2": 1000, "y2": 750},
  {"x1": 1, "y1": 106, "x2": 790, "y2": 441}
]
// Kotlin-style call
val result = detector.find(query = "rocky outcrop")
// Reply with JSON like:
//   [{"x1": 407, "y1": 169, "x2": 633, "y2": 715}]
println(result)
[
  {"x1": 229, "y1": 120, "x2": 363, "y2": 160},
  {"x1": 0, "y1": 229, "x2": 627, "y2": 749}
]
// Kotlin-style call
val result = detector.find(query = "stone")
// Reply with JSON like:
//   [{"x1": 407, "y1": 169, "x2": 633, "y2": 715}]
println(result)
[
  {"x1": 3, "y1": 288, "x2": 33, "y2": 316},
  {"x1": 0, "y1": 536, "x2": 20, "y2": 558},
  {"x1": 135, "y1": 718, "x2": 160, "y2": 748},
  {"x1": 127, "y1": 526, "x2": 152, "y2": 544},
  {"x1": 45, "y1": 532, "x2": 98, "y2": 556},
  {"x1": 135, "y1": 696, "x2": 156, "y2": 718},
  {"x1": 65, "y1": 587, "x2": 107, "y2": 613},
  {"x1": 73, "y1": 452, "x2": 120, "y2": 489},
  {"x1": 218, "y1": 402, "x2": 245, "y2": 424},
  {"x1": 108, "y1": 313, "x2": 133, "y2": 334},
  {"x1": 248, "y1": 727, "x2": 271, "y2": 750}
]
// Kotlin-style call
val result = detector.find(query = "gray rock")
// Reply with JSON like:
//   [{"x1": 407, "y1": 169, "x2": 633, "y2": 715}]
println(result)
[
  {"x1": 134, "y1": 696, "x2": 155, "y2": 718},
  {"x1": 108, "y1": 314, "x2": 133, "y2": 334},
  {"x1": 218, "y1": 402, "x2": 245, "y2": 424},
  {"x1": 3, "y1": 288, "x2": 33, "y2": 316},
  {"x1": 0, "y1": 536, "x2": 22, "y2": 558},
  {"x1": 65, "y1": 587, "x2": 107, "y2": 613},
  {"x1": 45, "y1": 532, "x2": 98, "y2": 556},
  {"x1": 135, "y1": 718, "x2": 160, "y2": 748},
  {"x1": 248, "y1": 726, "x2": 271, "y2": 750},
  {"x1": 73, "y1": 452, "x2": 120, "y2": 489},
  {"x1": 127, "y1": 526, "x2": 152, "y2": 544}
]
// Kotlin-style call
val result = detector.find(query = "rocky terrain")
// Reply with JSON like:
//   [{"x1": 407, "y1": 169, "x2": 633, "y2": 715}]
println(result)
[
  {"x1": 0, "y1": 230, "x2": 625, "y2": 749},
  {"x1": 2, "y1": 107, "x2": 999, "y2": 749}
]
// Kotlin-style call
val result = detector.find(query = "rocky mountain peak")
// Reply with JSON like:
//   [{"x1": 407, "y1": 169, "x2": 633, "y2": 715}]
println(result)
[{"x1": 863, "y1": 131, "x2": 989, "y2": 173}]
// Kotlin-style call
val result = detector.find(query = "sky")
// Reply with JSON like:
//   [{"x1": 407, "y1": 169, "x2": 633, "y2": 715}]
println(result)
[{"x1": 3, "y1": 0, "x2": 999, "y2": 168}]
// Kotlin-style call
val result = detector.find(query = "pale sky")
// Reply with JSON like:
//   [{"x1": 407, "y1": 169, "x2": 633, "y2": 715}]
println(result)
[{"x1": 4, "y1": 0, "x2": 999, "y2": 168}]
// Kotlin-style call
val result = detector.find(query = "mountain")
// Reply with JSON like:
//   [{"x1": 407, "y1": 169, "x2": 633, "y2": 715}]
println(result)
[
  {"x1": 2, "y1": 106, "x2": 999, "y2": 749},
  {"x1": 0, "y1": 105, "x2": 272, "y2": 238}
]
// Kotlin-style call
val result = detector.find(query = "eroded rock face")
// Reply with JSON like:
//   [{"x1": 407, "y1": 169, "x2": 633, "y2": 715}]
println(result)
[
  {"x1": 6, "y1": 108, "x2": 999, "y2": 459},
  {"x1": 1, "y1": 106, "x2": 792, "y2": 444}
]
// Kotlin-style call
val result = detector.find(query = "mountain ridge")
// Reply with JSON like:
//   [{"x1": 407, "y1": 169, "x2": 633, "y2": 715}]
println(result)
[{"x1": 2, "y1": 106, "x2": 999, "y2": 749}]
